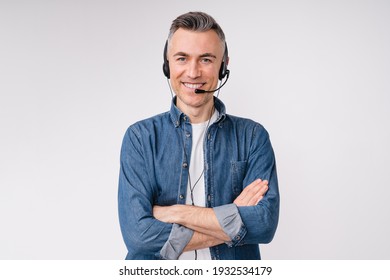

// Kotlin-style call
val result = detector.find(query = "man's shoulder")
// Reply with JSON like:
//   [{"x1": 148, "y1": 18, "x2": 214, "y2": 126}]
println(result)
[
  {"x1": 131, "y1": 111, "x2": 170, "y2": 127},
  {"x1": 225, "y1": 113, "x2": 265, "y2": 130},
  {"x1": 125, "y1": 111, "x2": 171, "y2": 137},
  {"x1": 224, "y1": 114, "x2": 271, "y2": 142}
]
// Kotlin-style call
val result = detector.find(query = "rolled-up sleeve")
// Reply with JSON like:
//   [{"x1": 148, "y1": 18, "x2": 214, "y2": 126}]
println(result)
[
  {"x1": 213, "y1": 203, "x2": 248, "y2": 247},
  {"x1": 160, "y1": 224, "x2": 194, "y2": 259}
]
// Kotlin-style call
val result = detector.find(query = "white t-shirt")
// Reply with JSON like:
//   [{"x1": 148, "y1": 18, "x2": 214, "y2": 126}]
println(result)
[{"x1": 179, "y1": 110, "x2": 219, "y2": 260}]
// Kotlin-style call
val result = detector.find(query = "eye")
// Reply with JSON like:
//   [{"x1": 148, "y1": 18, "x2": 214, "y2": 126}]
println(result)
[
  {"x1": 201, "y1": 58, "x2": 212, "y2": 64},
  {"x1": 176, "y1": 57, "x2": 186, "y2": 62}
]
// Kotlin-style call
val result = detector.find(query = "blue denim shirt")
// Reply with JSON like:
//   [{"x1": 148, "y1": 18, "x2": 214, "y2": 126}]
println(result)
[{"x1": 118, "y1": 97, "x2": 279, "y2": 260}]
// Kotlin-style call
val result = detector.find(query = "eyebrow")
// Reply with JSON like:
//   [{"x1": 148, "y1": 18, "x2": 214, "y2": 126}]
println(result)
[
  {"x1": 173, "y1": 52, "x2": 217, "y2": 59},
  {"x1": 200, "y1": 53, "x2": 217, "y2": 59}
]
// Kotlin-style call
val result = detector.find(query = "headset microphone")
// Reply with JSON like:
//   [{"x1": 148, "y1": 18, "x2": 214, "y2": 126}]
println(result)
[{"x1": 195, "y1": 70, "x2": 230, "y2": 94}]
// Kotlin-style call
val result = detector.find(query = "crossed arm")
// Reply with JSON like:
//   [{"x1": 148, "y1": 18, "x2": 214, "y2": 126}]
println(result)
[{"x1": 153, "y1": 179, "x2": 269, "y2": 251}]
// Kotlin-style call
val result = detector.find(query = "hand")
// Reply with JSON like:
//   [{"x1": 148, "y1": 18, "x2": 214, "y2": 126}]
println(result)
[{"x1": 233, "y1": 179, "x2": 268, "y2": 206}]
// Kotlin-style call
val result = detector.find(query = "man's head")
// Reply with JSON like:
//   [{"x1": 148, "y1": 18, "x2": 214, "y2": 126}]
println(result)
[
  {"x1": 163, "y1": 12, "x2": 229, "y2": 118},
  {"x1": 168, "y1": 12, "x2": 226, "y2": 48},
  {"x1": 163, "y1": 12, "x2": 228, "y2": 80}
]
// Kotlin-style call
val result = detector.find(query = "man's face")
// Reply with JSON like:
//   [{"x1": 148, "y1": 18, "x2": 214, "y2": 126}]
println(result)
[{"x1": 167, "y1": 28, "x2": 225, "y2": 112}]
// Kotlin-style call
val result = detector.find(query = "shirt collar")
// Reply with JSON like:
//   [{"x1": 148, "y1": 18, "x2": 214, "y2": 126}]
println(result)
[{"x1": 169, "y1": 96, "x2": 227, "y2": 128}]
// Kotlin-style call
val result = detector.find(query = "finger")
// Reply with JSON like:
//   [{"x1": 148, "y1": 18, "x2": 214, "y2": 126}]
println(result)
[
  {"x1": 234, "y1": 179, "x2": 269, "y2": 206},
  {"x1": 242, "y1": 184, "x2": 269, "y2": 206},
  {"x1": 245, "y1": 180, "x2": 267, "y2": 198},
  {"x1": 246, "y1": 185, "x2": 268, "y2": 205},
  {"x1": 255, "y1": 196, "x2": 264, "y2": 205},
  {"x1": 235, "y1": 184, "x2": 263, "y2": 206},
  {"x1": 234, "y1": 184, "x2": 260, "y2": 205},
  {"x1": 255, "y1": 184, "x2": 269, "y2": 204},
  {"x1": 239, "y1": 179, "x2": 262, "y2": 198}
]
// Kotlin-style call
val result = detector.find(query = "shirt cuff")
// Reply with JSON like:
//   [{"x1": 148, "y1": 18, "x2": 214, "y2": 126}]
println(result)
[
  {"x1": 159, "y1": 224, "x2": 194, "y2": 260},
  {"x1": 213, "y1": 203, "x2": 247, "y2": 247}
]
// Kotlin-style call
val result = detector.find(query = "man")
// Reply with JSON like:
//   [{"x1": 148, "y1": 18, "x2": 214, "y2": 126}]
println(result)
[{"x1": 118, "y1": 11, "x2": 279, "y2": 260}]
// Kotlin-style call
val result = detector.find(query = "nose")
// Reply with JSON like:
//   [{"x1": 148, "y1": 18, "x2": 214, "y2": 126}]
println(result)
[{"x1": 187, "y1": 60, "x2": 201, "y2": 79}]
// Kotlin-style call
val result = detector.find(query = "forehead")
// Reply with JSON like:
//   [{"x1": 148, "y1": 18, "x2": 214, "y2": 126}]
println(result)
[{"x1": 169, "y1": 28, "x2": 224, "y2": 56}]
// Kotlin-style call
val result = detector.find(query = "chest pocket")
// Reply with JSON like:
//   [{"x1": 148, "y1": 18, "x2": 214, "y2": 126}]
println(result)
[{"x1": 231, "y1": 160, "x2": 247, "y2": 197}]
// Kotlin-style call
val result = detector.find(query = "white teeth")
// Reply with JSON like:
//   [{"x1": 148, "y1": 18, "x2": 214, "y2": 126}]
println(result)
[{"x1": 183, "y1": 83, "x2": 203, "y2": 89}]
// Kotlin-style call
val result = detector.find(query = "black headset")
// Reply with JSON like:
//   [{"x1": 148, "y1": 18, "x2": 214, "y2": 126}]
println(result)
[{"x1": 162, "y1": 40, "x2": 229, "y2": 80}]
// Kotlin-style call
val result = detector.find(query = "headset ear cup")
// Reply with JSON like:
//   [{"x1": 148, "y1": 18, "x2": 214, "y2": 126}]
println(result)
[
  {"x1": 219, "y1": 42, "x2": 229, "y2": 80},
  {"x1": 163, "y1": 40, "x2": 170, "y2": 79},
  {"x1": 163, "y1": 63, "x2": 170, "y2": 79},
  {"x1": 219, "y1": 61, "x2": 227, "y2": 80}
]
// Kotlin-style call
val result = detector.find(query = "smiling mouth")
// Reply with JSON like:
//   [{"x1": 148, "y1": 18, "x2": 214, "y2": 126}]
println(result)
[{"x1": 182, "y1": 82, "x2": 205, "y2": 90}]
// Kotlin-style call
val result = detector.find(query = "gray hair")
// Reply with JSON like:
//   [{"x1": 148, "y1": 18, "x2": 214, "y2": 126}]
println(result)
[{"x1": 167, "y1": 12, "x2": 226, "y2": 46}]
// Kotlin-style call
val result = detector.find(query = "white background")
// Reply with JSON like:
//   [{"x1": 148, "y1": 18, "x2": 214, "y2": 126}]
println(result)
[{"x1": 1, "y1": 0, "x2": 389, "y2": 259}]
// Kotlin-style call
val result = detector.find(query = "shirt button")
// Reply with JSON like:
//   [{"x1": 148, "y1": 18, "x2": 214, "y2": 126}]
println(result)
[
  {"x1": 179, "y1": 194, "x2": 184, "y2": 199},
  {"x1": 235, "y1": 236, "x2": 240, "y2": 240},
  {"x1": 185, "y1": 132, "x2": 191, "y2": 138},
  {"x1": 182, "y1": 162, "x2": 188, "y2": 168}
]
